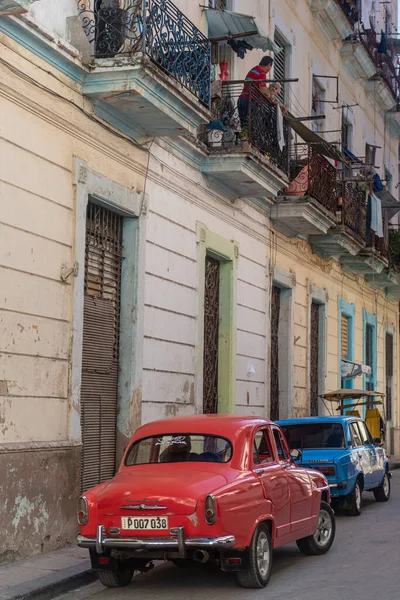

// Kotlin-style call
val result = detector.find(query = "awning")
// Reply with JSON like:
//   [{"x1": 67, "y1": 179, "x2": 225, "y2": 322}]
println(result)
[
  {"x1": 205, "y1": 9, "x2": 280, "y2": 53},
  {"x1": 341, "y1": 359, "x2": 372, "y2": 379},
  {"x1": 321, "y1": 389, "x2": 385, "y2": 402},
  {"x1": 287, "y1": 117, "x2": 344, "y2": 161},
  {"x1": 374, "y1": 188, "x2": 400, "y2": 220}
]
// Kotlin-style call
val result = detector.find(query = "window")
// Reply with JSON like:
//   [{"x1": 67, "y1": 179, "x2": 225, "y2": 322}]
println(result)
[
  {"x1": 365, "y1": 144, "x2": 377, "y2": 175},
  {"x1": 280, "y1": 423, "x2": 345, "y2": 449},
  {"x1": 274, "y1": 29, "x2": 289, "y2": 104},
  {"x1": 253, "y1": 430, "x2": 273, "y2": 465},
  {"x1": 350, "y1": 422, "x2": 362, "y2": 447},
  {"x1": 125, "y1": 434, "x2": 232, "y2": 465},
  {"x1": 365, "y1": 323, "x2": 373, "y2": 369},
  {"x1": 272, "y1": 429, "x2": 290, "y2": 461},
  {"x1": 386, "y1": 332, "x2": 394, "y2": 421},
  {"x1": 341, "y1": 315, "x2": 350, "y2": 359},
  {"x1": 357, "y1": 421, "x2": 373, "y2": 445},
  {"x1": 311, "y1": 76, "x2": 325, "y2": 133},
  {"x1": 363, "y1": 311, "x2": 377, "y2": 393}
]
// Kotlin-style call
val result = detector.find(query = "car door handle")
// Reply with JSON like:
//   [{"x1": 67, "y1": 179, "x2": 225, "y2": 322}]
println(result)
[{"x1": 255, "y1": 469, "x2": 264, "y2": 475}]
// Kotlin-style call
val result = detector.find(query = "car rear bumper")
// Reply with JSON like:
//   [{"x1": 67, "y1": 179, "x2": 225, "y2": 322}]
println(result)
[{"x1": 78, "y1": 525, "x2": 235, "y2": 555}]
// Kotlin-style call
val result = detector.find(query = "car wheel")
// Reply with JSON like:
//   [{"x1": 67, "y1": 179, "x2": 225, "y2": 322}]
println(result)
[
  {"x1": 296, "y1": 501, "x2": 335, "y2": 556},
  {"x1": 236, "y1": 524, "x2": 272, "y2": 589},
  {"x1": 347, "y1": 479, "x2": 362, "y2": 516},
  {"x1": 97, "y1": 564, "x2": 134, "y2": 588},
  {"x1": 373, "y1": 470, "x2": 391, "y2": 502}
]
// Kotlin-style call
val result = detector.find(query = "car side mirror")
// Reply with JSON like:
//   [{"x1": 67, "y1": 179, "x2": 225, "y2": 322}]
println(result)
[{"x1": 290, "y1": 448, "x2": 302, "y2": 460}]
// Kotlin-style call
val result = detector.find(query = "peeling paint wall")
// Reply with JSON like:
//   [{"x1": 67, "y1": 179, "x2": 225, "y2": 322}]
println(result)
[{"x1": 0, "y1": 444, "x2": 80, "y2": 562}]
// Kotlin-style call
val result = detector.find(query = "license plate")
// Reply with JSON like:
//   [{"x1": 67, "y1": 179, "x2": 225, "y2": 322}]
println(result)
[{"x1": 121, "y1": 516, "x2": 169, "y2": 531}]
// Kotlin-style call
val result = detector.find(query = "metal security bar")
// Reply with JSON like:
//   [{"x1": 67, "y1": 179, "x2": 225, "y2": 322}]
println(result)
[
  {"x1": 338, "y1": 181, "x2": 367, "y2": 241},
  {"x1": 77, "y1": 0, "x2": 211, "y2": 105},
  {"x1": 204, "y1": 81, "x2": 290, "y2": 175},
  {"x1": 287, "y1": 144, "x2": 338, "y2": 215},
  {"x1": 203, "y1": 256, "x2": 220, "y2": 414}
]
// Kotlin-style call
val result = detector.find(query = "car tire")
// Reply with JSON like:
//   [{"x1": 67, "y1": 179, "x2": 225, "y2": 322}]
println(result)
[
  {"x1": 97, "y1": 564, "x2": 134, "y2": 588},
  {"x1": 236, "y1": 524, "x2": 272, "y2": 589},
  {"x1": 296, "y1": 501, "x2": 335, "y2": 556},
  {"x1": 347, "y1": 479, "x2": 362, "y2": 516},
  {"x1": 373, "y1": 470, "x2": 391, "y2": 502}
]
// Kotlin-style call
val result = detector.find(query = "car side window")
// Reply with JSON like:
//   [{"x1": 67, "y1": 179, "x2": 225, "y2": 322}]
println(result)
[
  {"x1": 272, "y1": 428, "x2": 290, "y2": 462},
  {"x1": 253, "y1": 430, "x2": 274, "y2": 465},
  {"x1": 357, "y1": 421, "x2": 373, "y2": 445},
  {"x1": 350, "y1": 422, "x2": 362, "y2": 447}
]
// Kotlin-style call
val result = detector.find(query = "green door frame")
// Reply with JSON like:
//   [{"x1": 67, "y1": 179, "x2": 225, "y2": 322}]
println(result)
[{"x1": 197, "y1": 223, "x2": 238, "y2": 414}]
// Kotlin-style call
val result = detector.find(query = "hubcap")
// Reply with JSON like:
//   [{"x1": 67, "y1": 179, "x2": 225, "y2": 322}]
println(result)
[
  {"x1": 313, "y1": 509, "x2": 333, "y2": 548},
  {"x1": 256, "y1": 532, "x2": 270, "y2": 578},
  {"x1": 355, "y1": 484, "x2": 361, "y2": 510},
  {"x1": 383, "y1": 474, "x2": 389, "y2": 496}
]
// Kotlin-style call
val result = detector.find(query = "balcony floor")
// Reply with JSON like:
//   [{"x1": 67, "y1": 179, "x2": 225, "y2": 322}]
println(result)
[
  {"x1": 271, "y1": 196, "x2": 337, "y2": 238},
  {"x1": 340, "y1": 248, "x2": 388, "y2": 275},
  {"x1": 83, "y1": 57, "x2": 210, "y2": 139},
  {"x1": 310, "y1": 226, "x2": 365, "y2": 260}
]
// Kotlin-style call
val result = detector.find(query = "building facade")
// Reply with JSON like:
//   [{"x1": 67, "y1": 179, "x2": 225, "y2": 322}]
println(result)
[{"x1": 1, "y1": 0, "x2": 400, "y2": 561}]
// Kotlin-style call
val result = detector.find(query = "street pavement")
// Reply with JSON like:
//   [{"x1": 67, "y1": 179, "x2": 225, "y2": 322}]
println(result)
[{"x1": 57, "y1": 472, "x2": 400, "y2": 600}]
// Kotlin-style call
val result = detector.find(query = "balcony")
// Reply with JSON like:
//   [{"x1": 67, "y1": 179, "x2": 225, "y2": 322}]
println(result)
[
  {"x1": 271, "y1": 145, "x2": 338, "y2": 238},
  {"x1": 364, "y1": 228, "x2": 400, "y2": 300},
  {"x1": 309, "y1": 0, "x2": 353, "y2": 41},
  {"x1": 199, "y1": 81, "x2": 290, "y2": 201},
  {"x1": 78, "y1": 0, "x2": 211, "y2": 138},
  {"x1": 0, "y1": 0, "x2": 38, "y2": 15},
  {"x1": 361, "y1": 27, "x2": 400, "y2": 106},
  {"x1": 341, "y1": 221, "x2": 389, "y2": 276},
  {"x1": 312, "y1": 181, "x2": 367, "y2": 258}
]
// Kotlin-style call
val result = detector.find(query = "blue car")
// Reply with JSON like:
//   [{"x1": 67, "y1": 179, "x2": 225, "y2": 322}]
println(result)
[{"x1": 277, "y1": 416, "x2": 391, "y2": 516}]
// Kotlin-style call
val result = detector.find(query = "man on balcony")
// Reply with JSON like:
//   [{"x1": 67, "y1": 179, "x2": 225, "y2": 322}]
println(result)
[{"x1": 238, "y1": 56, "x2": 274, "y2": 139}]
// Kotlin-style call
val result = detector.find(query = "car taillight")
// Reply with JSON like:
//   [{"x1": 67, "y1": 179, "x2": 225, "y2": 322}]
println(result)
[
  {"x1": 205, "y1": 495, "x2": 217, "y2": 525},
  {"x1": 319, "y1": 466, "x2": 335, "y2": 476},
  {"x1": 77, "y1": 496, "x2": 89, "y2": 526}
]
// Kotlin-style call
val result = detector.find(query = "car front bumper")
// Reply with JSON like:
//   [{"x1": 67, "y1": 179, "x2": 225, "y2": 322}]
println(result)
[{"x1": 78, "y1": 525, "x2": 235, "y2": 556}]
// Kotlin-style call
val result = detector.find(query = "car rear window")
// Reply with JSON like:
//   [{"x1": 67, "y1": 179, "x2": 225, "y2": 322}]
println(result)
[
  {"x1": 125, "y1": 434, "x2": 233, "y2": 465},
  {"x1": 280, "y1": 423, "x2": 345, "y2": 449}
]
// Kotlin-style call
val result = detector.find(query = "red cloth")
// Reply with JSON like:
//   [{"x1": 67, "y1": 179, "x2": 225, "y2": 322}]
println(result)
[{"x1": 239, "y1": 65, "x2": 267, "y2": 99}]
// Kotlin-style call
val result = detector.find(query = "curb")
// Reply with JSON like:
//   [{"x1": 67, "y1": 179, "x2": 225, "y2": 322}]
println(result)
[
  {"x1": 0, "y1": 562, "x2": 97, "y2": 600},
  {"x1": 390, "y1": 461, "x2": 400, "y2": 470}
]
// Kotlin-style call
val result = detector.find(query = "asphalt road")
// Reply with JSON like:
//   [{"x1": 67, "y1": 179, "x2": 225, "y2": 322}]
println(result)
[{"x1": 59, "y1": 471, "x2": 400, "y2": 600}]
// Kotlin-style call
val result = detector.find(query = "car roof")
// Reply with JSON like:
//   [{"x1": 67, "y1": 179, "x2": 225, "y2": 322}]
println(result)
[
  {"x1": 134, "y1": 414, "x2": 273, "y2": 439},
  {"x1": 276, "y1": 416, "x2": 360, "y2": 424}
]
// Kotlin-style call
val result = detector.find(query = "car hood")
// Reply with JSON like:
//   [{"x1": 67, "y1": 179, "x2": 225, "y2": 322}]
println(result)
[
  {"x1": 96, "y1": 465, "x2": 228, "y2": 516},
  {"x1": 295, "y1": 448, "x2": 348, "y2": 465}
]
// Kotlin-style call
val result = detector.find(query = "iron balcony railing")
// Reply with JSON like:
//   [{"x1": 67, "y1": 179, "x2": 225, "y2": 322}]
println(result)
[
  {"x1": 287, "y1": 144, "x2": 338, "y2": 215},
  {"x1": 389, "y1": 228, "x2": 400, "y2": 269},
  {"x1": 337, "y1": 2, "x2": 400, "y2": 102},
  {"x1": 338, "y1": 181, "x2": 367, "y2": 241},
  {"x1": 206, "y1": 0, "x2": 227, "y2": 9},
  {"x1": 368, "y1": 227, "x2": 388, "y2": 259},
  {"x1": 77, "y1": 0, "x2": 211, "y2": 106},
  {"x1": 204, "y1": 81, "x2": 290, "y2": 175}
]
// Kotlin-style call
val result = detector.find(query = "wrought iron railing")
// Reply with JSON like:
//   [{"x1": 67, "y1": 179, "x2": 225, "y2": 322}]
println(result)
[
  {"x1": 77, "y1": 0, "x2": 211, "y2": 106},
  {"x1": 337, "y1": 181, "x2": 367, "y2": 241},
  {"x1": 389, "y1": 228, "x2": 400, "y2": 268},
  {"x1": 286, "y1": 144, "x2": 337, "y2": 214},
  {"x1": 368, "y1": 228, "x2": 388, "y2": 259},
  {"x1": 203, "y1": 81, "x2": 290, "y2": 175},
  {"x1": 336, "y1": 2, "x2": 400, "y2": 102}
]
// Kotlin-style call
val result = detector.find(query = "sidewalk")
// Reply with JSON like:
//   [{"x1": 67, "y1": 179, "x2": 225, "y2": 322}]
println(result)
[{"x1": 0, "y1": 547, "x2": 96, "y2": 600}]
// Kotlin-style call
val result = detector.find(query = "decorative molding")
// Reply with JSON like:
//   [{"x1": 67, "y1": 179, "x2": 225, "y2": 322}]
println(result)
[
  {"x1": 273, "y1": 265, "x2": 296, "y2": 289},
  {"x1": 0, "y1": 440, "x2": 81, "y2": 454}
]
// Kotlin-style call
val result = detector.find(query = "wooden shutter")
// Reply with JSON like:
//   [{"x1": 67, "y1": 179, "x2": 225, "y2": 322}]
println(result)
[
  {"x1": 341, "y1": 315, "x2": 349, "y2": 359},
  {"x1": 81, "y1": 203, "x2": 123, "y2": 492},
  {"x1": 274, "y1": 30, "x2": 287, "y2": 104}
]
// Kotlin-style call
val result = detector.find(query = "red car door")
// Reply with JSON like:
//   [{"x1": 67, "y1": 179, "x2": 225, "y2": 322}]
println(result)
[
  {"x1": 271, "y1": 427, "x2": 314, "y2": 536},
  {"x1": 251, "y1": 428, "x2": 291, "y2": 542}
]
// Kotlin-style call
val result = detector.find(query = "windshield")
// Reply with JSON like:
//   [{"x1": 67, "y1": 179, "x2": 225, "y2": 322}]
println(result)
[
  {"x1": 125, "y1": 434, "x2": 233, "y2": 465},
  {"x1": 280, "y1": 423, "x2": 346, "y2": 450}
]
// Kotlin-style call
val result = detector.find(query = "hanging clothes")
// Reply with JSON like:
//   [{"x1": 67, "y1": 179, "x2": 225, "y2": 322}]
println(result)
[
  {"x1": 372, "y1": 172, "x2": 384, "y2": 193},
  {"x1": 377, "y1": 31, "x2": 387, "y2": 55},
  {"x1": 276, "y1": 105, "x2": 285, "y2": 152},
  {"x1": 370, "y1": 193, "x2": 384, "y2": 237}
]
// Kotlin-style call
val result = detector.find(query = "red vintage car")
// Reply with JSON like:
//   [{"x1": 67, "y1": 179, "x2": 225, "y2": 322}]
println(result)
[{"x1": 77, "y1": 415, "x2": 335, "y2": 589}]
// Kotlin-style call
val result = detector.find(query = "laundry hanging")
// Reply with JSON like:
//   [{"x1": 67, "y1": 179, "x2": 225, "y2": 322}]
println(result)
[{"x1": 370, "y1": 193, "x2": 384, "y2": 237}]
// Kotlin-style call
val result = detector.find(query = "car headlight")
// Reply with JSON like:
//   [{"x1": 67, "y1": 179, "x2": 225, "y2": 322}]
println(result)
[
  {"x1": 205, "y1": 495, "x2": 217, "y2": 525},
  {"x1": 77, "y1": 496, "x2": 89, "y2": 526}
]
